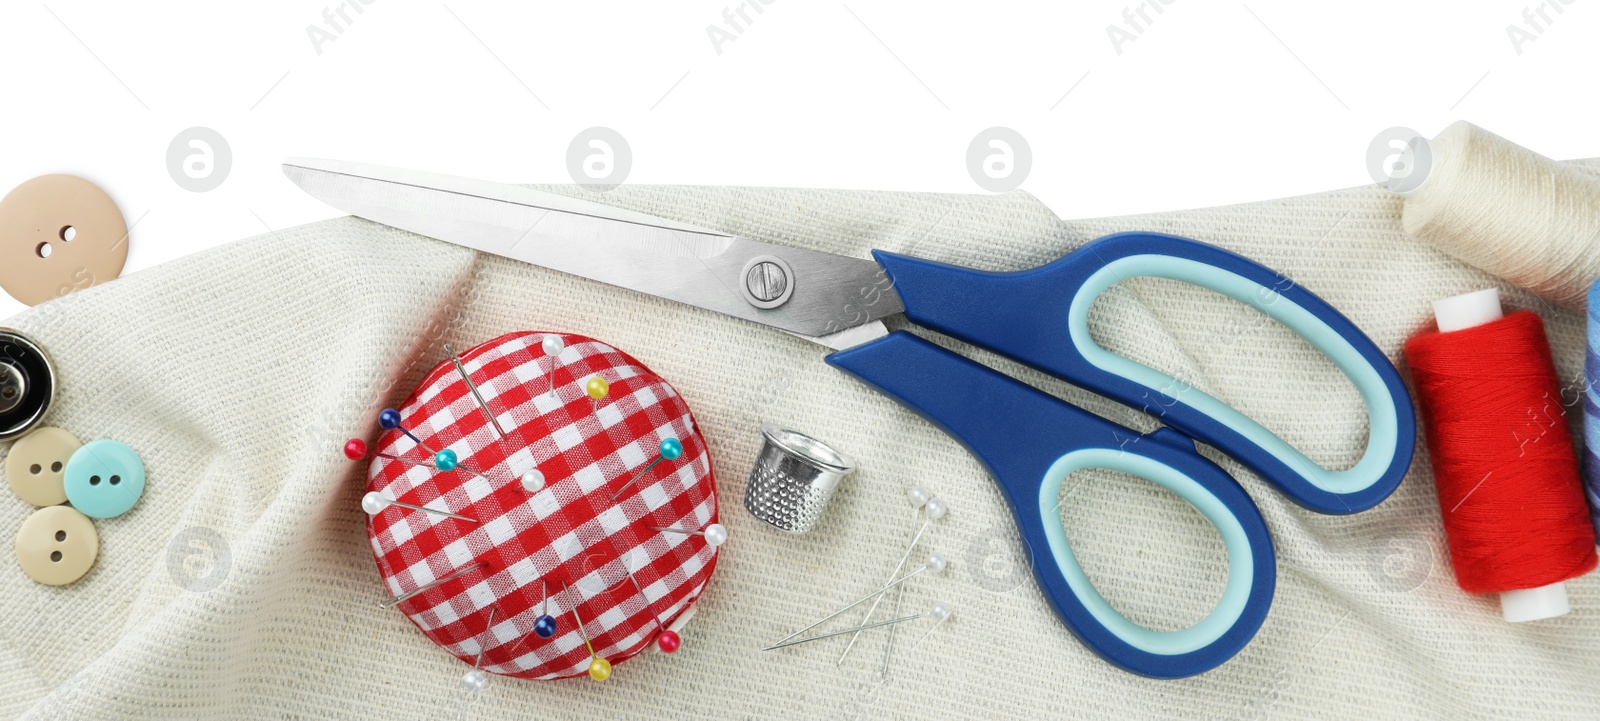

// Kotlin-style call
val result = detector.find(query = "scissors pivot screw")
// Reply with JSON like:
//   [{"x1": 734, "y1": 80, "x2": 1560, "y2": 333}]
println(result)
[{"x1": 740, "y1": 255, "x2": 795, "y2": 309}]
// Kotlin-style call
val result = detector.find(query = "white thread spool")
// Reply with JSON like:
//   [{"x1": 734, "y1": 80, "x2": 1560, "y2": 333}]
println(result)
[{"x1": 1394, "y1": 121, "x2": 1600, "y2": 309}]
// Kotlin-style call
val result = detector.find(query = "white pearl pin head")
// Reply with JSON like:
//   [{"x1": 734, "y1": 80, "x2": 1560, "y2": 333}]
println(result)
[
  {"x1": 704, "y1": 523, "x2": 728, "y2": 547},
  {"x1": 924, "y1": 498, "x2": 947, "y2": 521},
  {"x1": 907, "y1": 486, "x2": 930, "y2": 508},
  {"x1": 521, "y1": 470, "x2": 546, "y2": 493},
  {"x1": 925, "y1": 553, "x2": 947, "y2": 574},
  {"x1": 541, "y1": 335, "x2": 564, "y2": 357},
  {"x1": 361, "y1": 491, "x2": 386, "y2": 515},
  {"x1": 461, "y1": 669, "x2": 488, "y2": 691},
  {"x1": 929, "y1": 602, "x2": 953, "y2": 622}
]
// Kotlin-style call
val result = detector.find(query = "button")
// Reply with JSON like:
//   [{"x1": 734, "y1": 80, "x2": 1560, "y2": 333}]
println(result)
[
  {"x1": 0, "y1": 175, "x2": 128, "y2": 307},
  {"x1": 63, "y1": 439, "x2": 145, "y2": 519},
  {"x1": 15, "y1": 505, "x2": 98, "y2": 585},
  {"x1": 0, "y1": 330, "x2": 56, "y2": 442},
  {"x1": 5, "y1": 427, "x2": 81, "y2": 507}
]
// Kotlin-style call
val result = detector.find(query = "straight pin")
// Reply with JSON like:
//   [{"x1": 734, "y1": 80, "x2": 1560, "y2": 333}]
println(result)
[
  {"x1": 541, "y1": 335, "x2": 565, "y2": 397},
  {"x1": 765, "y1": 603, "x2": 952, "y2": 651},
  {"x1": 363, "y1": 491, "x2": 478, "y2": 522},
  {"x1": 627, "y1": 570, "x2": 681, "y2": 653},
  {"x1": 462, "y1": 606, "x2": 499, "y2": 691},
  {"x1": 650, "y1": 522, "x2": 728, "y2": 547},
  {"x1": 839, "y1": 491, "x2": 946, "y2": 665},
  {"x1": 767, "y1": 554, "x2": 946, "y2": 649},
  {"x1": 610, "y1": 438, "x2": 684, "y2": 500},
  {"x1": 375, "y1": 410, "x2": 493, "y2": 482},
  {"x1": 444, "y1": 343, "x2": 506, "y2": 438},
  {"x1": 565, "y1": 581, "x2": 612, "y2": 682},
  {"x1": 382, "y1": 562, "x2": 485, "y2": 609}
]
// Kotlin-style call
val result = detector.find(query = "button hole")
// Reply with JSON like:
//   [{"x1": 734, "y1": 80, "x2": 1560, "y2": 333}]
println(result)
[
  {"x1": 50, "y1": 462, "x2": 61, "y2": 473},
  {"x1": 54, "y1": 530, "x2": 65, "y2": 542},
  {"x1": 29, "y1": 464, "x2": 41, "y2": 475},
  {"x1": 109, "y1": 475, "x2": 121, "y2": 485},
  {"x1": 36, "y1": 242, "x2": 52, "y2": 259},
  {"x1": 59, "y1": 226, "x2": 76, "y2": 242},
  {"x1": 89, "y1": 475, "x2": 100, "y2": 486},
  {"x1": 49, "y1": 551, "x2": 61, "y2": 563}
]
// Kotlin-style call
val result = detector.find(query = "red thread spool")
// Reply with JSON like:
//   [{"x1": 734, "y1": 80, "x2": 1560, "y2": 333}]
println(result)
[{"x1": 1404, "y1": 289, "x2": 1596, "y2": 621}]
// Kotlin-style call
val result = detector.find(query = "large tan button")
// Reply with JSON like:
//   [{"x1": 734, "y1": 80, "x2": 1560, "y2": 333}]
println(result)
[
  {"x1": 15, "y1": 505, "x2": 97, "y2": 585},
  {"x1": 0, "y1": 175, "x2": 128, "y2": 306},
  {"x1": 5, "y1": 427, "x2": 80, "y2": 506}
]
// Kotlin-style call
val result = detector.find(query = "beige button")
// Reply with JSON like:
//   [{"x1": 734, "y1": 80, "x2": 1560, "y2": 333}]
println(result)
[
  {"x1": 5, "y1": 427, "x2": 81, "y2": 506},
  {"x1": 0, "y1": 175, "x2": 128, "y2": 307},
  {"x1": 15, "y1": 505, "x2": 97, "y2": 585}
]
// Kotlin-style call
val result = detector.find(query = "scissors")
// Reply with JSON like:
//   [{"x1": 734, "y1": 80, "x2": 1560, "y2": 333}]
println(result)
[{"x1": 283, "y1": 159, "x2": 1415, "y2": 678}]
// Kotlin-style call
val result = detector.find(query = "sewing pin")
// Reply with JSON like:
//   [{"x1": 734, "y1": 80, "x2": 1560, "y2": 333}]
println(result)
[
  {"x1": 363, "y1": 491, "x2": 478, "y2": 523},
  {"x1": 626, "y1": 569, "x2": 681, "y2": 653},
  {"x1": 462, "y1": 606, "x2": 500, "y2": 692},
  {"x1": 377, "y1": 409, "x2": 493, "y2": 481},
  {"x1": 586, "y1": 375, "x2": 609, "y2": 413},
  {"x1": 767, "y1": 554, "x2": 946, "y2": 649},
  {"x1": 610, "y1": 437, "x2": 684, "y2": 500},
  {"x1": 521, "y1": 469, "x2": 547, "y2": 493},
  {"x1": 444, "y1": 343, "x2": 506, "y2": 438},
  {"x1": 541, "y1": 335, "x2": 564, "y2": 397},
  {"x1": 884, "y1": 487, "x2": 934, "y2": 678},
  {"x1": 534, "y1": 579, "x2": 558, "y2": 638},
  {"x1": 765, "y1": 602, "x2": 953, "y2": 651},
  {"x1": 381, "y1": 562, "x2": 485, "y2": 609},
  {"x1": 650, "y1": 522, "x2": 728, "y2": 547},
  {"x1": 839, "y1": 490, "x2": 947, "y2": 665},
  {"x1": 565, "y1": 581, "x2": 612, "y2": 682}
]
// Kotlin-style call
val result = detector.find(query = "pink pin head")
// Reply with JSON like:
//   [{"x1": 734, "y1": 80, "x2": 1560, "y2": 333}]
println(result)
[{"x1": 657, "y1": 630, "x2": 681, "y2": 653}]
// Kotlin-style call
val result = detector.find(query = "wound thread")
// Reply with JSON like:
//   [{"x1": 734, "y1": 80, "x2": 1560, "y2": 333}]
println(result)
[{"x1": 1405, "y1": 309, "x2": 1596, "y2": 596}]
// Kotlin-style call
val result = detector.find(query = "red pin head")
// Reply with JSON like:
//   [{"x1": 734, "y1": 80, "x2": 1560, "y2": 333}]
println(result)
[
  {"x1": 344, "y1": 439, "x2": 368, "y2": 461},
  {"x1": 657, "y1": 630, "x2": 681, "y2": 653}
]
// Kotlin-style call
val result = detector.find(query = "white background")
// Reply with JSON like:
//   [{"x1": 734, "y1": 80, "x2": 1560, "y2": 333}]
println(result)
[{"x1": 1, "y1": 0, "x2": 1595, "y2": 320}]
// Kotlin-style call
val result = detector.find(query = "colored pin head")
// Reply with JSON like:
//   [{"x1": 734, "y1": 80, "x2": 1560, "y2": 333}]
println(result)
[
  {"x1": 659, "y1": 437, "x2": 683, "y2": 460},
  {"x1": 534, "y1": 614, "x2": 558, "y2": 639},
  {"x1": 344, "y1": 439, "x2": 368, "y2": 461},
  {"x1": 379, "y1": 408, "x2": 402, "y2": 430},
  {"x1": 435, "y1": 449, "x2": 458, "y2": 471},
  {"x1": 586, "y1": 376, "x2": 609, "y2": 401},
  {"x1": 611, "y1": 436, "x2": 687, "y2": 500},
  {"x1": 657, "y1": 630, "x2": 681, "y2": 653},
  {"x1": 588, "y1": 657, "x2": 612, "y2": 682}
]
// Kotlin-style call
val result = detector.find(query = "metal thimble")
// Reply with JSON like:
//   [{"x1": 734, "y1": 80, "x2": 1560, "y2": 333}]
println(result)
[{"x1": 744, "y1": 424, "x2": 856, "y2": 533}]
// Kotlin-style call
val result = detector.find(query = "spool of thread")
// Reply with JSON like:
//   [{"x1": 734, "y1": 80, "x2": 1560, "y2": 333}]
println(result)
[
  {"x1": 1404, "y1": 288, "x2": 1597, "y2": 622},
  {"x1": 1394, "y1": 121, "x2": 1600, "y2": 309},
  {"x1": 1582, "y1": 279, "x2": 1600, "y2": 538}
]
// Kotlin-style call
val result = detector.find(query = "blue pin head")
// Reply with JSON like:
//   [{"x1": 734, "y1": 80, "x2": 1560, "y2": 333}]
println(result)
[
  {"x1": 534, "y1": 614, "x2": 558, "y2": 639},
  {"x1": 660, "y1": 438, "x2": 684, "y2": 461},
  {"x1": 435, "y1": 449, "x2": 458, "y2": 472},
  {"x1": 379, "y1": 408, "x2": 402, "y2": 430}
]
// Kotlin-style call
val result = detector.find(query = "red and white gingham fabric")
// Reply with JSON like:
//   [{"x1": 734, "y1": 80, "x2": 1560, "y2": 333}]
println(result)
[{"x1": 364, "y1": 331, "x2": 719, "y2": 680}]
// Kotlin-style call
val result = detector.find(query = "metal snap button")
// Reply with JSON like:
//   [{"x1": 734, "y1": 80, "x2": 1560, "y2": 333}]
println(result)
[{"x1": 0, "y1": 330, "x2": 55, "y2": 442}]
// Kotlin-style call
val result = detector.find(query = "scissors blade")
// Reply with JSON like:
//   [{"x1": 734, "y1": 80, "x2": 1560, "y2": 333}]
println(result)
[{"x1": 282, "y1": 158, "x2": 903, "y2": 338}]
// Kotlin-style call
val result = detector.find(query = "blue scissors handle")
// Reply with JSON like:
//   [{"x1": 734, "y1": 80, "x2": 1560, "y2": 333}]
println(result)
[
  {"x1": 871, "y1": 232, "x2": 1415, "y2": 515},
  {"x1": 827, "y1": 332, "x2": 1275, "y2": 679}
]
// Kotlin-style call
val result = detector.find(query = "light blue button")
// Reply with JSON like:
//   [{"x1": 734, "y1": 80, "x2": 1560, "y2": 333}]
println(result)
[{"x1": 63, "y1": 440, "x2": 145, "y2": 518}]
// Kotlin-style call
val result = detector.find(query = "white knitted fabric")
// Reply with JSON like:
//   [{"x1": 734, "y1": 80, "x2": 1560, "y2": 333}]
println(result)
[{"x1": 3, "y1": 165, "x2": 1599, "y2": 720}]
